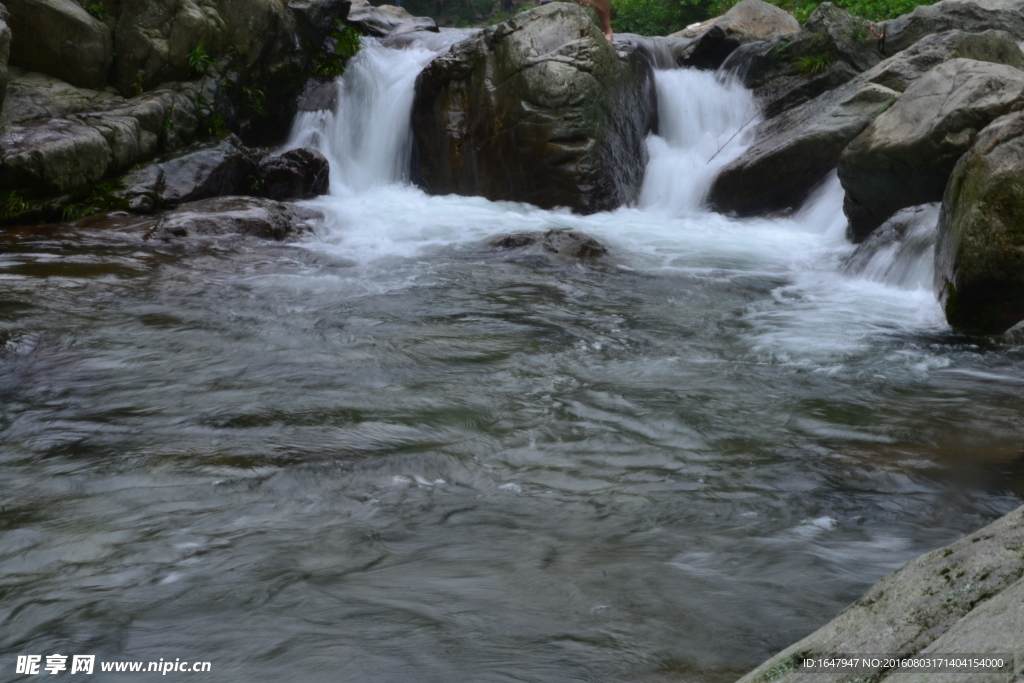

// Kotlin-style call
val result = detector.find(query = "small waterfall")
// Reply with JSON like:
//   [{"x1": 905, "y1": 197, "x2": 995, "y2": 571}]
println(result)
[
  {"x1": 638, "y1": 69, "x2": 760, "y2": 215},
  {"x1": 286, "y1": 33, "x2": 469, "y2": 192},
  {"x1": 843, "y1": 204, "x2": 939, "y2": 289}
]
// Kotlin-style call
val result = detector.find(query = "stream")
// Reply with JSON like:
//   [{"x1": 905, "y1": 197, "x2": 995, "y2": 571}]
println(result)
[{"x1": 2, "y1": 33, "x2": 1024, "y2": 682}]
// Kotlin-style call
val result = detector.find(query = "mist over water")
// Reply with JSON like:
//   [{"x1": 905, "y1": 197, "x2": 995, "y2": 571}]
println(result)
[{"x1": 2, "y1": 34, "x2": 1024, "y2": 683}]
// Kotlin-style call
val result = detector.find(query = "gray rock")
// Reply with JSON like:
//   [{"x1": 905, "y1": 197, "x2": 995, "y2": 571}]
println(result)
[
  {"x1": 934, "y1": 111, "x2": 1024, "y2": 334},
  {"x1": 148, "y1": 195, "x2": 317, "y2": 241},
  {"x1": 840, "y1": 59, "x2": 1024, "y2": 241},
  {"x1": 255, "y1": 147, "x2": 330, "y2": 200},
  {"x1": 487, "y1": 230, "x2": 609, "y2": 262},
  {"x1": 296, "y1": 78, "x2": 339, "y2": 112},
  {"x1": 708, "y1": 82, "x2": 899, "y2": 216},
  {"x1": 0, "y1": 67, "x2": 122, "y2": 126},
  {"x1": 0, "y1": 4, "x2": 10, "y2": 114},
  {"x1": 0, "y1": 117, "x2": 111, "y2": 192},
  {"x1": 412, "y1": 3, "x2": 656, "y2": 215},
  {"x1": 674, "y1": 0, "x2": 799, "y2": 70},
  {"x1": 880, "y1": 0, "x2": 1024, "y2": 56},
  {"x1": 736, "y1": 504, "x2": 1024, "y2": 683},
  {"x1": 711, "y1": 30, "x2": 1024, "y2": 219},
  {"x1": 287, "y1": 0, "x2": 351, "y2": 47},
  {"x1": 5, "y1": 0, "x2": 113, "y2": 89},
  {"x1": 344, "y1": 0, "x2": 437, "y2": 37}
]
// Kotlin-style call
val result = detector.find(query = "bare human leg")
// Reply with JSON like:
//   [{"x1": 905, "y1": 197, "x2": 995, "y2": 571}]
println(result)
[{"x1": 575, "y1": 0, "x2": 613, "y2": 41}]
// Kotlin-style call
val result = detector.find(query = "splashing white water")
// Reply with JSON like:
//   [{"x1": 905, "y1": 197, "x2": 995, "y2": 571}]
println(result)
[{"x1": 284, "y1": 33, "x2": 945, "y2": 352}]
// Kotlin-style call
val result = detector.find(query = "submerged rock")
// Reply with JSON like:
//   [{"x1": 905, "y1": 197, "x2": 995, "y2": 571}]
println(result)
[
  {"x1": 840, "y1": 59, "x2": 1024, "y2": 241},
  {"x1": 412, "y1": 3, "x2": 656, "y2": 215},
  {"x1": 843, "y1": 203, "x2": 938, "y2": 289},
  {"x1": 935, "y1": 111, "x2": 1024, "y2": 335},
  {"x1": 148, "y1": 196, "x2": 319, "y2": 241},
  {"x1": 487, "y1": 230, "x2": 609, "y2": 262},
  {"x1": 736, "y1": 503, "x2": 1024, "y2": 683}
]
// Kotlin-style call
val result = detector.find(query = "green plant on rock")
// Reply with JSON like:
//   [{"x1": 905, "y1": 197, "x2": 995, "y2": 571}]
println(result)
[
  {"x1": 132, "y1": 71, "x2": 146, "y2": 96},
  {"x1": 1, "y1": 191, "x2": 29, "y2": 221},
  {"x1": 86, "y1": 2, "x2": 105, "y2": 19},
  {"x1": 313, "y1": 26, "x2": 363, "y2": 78},
  {"x1": 333, "y1": 26, "x2": 362, "y2": 60},
  {"x1": 796, "y1": 51, "x2": 833, "y2": 75},
  {"x1": 242, "y1": 86, "x2": 266, "y2": 119},
  {"x1": 188, "y1": 44, "x2": 214, "y2": 77}
]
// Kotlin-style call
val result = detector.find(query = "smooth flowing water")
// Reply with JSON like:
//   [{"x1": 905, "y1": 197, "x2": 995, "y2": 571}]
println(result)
[{"x1": 2, "y1": 36, "x2": 1024, "y2": 683}]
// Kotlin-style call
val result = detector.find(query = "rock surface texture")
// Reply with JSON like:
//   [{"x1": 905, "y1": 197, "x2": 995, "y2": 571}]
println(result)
[
  {"x1": 5, "y1": 0, "x2": 112, "y2": 89},
  {"x1": 0, "y1": 4, "x2": 10, "y2": 113},
  {"x1": 935, "y1": 111, "x2": 1024, "y2": 334},
  {"x1": 675, "y1": 0, "x2": 799, "y2": 70},
  {"x1": 839, "y1": 58, "x2": 1024, "y2": 240},
  {"x1": 880, "y1": 0, "x2": 1024, "y2": 55},
  {"x1": 147, "y1": 196, "x2": 316, "y2": 241},
  {"x1": 411, "y1": 3, "x2": 656, "y2": 215},
  {"x1": 344, "y1": 0, "x2": 436, "y2": 37},
  {"x1": 736, "y1": 504, "x2": 1024, "y2": 682}
]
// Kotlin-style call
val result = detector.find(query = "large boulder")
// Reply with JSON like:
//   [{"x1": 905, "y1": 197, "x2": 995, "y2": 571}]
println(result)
[
  {"x1": 344, "y1": 0, "x2": 436, "y2": 37},
  {"x1": 5, "y1": 0, "x2": 112, "y2": 89},
  {"x1": 255, "y1": 147, "x2": 330, "y2": 200},
  {"x1": 411, "y1": 3, "x2": 657, "y2": 215},
  {"x1": 674, "y1": 0, "x2": 799, "y2": 70},
  {"x1": 707, "y1": 82, "x2": 899, "y2": 216},
  {"x1": 0, "y1": 68, "x2": 121, "y2": 126},
  {"x1": 0, "y1": 4, "x2": 10, "y2": 113},
  {"x1": 935, "y1": 111, "x2": 1024, "y2": 334},
  {"x1": 839, "y1": 59, "x2": 1024, "y2": 241},
  {"x1": 710, "y1": 30, "x2": 1024, "y2": 218},
  {"x1": 0, "y1": 118, "x2": 111, "y2": 192},
  {"x1": 880, "y1": 0, "x2": 1024, "y2": 56},
  {"x1": 288, "y1": 0, "x2": 351, "y2": 46},
  {"x1": 736, "y1": 504, "x2": 1024, "y2": 683}
]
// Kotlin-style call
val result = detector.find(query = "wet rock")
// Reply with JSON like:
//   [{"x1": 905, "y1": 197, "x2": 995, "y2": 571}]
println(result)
[
  {"x1": 288, "y1": 0, "x2": 351, "y2": 46},
  {"x1": 5, "y1": 0, "x2": 112, "y2": 89},
  {"x1": 842, "y1": 203, "x2": 938, "y2": 288},
  {"x1": 736, "y1": 504, "x2": 1024, "y2": 683},
  {"x1": 487, "y1": 230, "x2": 608, "y2": 261},
  {"x1": 707, "y1": 82, "x2": 898, "y2": 217},
  {"x1": 935, "y1": 111, "x2": 1024, "y2": 335},
  {"x1": 344, "y1": 0, "x2": 437, "y2": 37},
  {"x1": 710, "y1": 30, "x2": 1024, "y2": 218},
  {"x1": 148, "y1": 196, "x2": 318, "y2": 241},
  {"x1": 840, "y1": 59, "x2": 1024, "y2": 241},
  {"x1": 412, "y1": 3, "x2": 657, "y2": 215},
  {"x1": 296, "y1": 78, "x2": 339, "y2": 112},
  {"x1": 0, "y1": 4, "x2": 10, "y2": 113},
  {"x1": 0, "y1": 68, "x2": 121, "y2": 126},
  {"x1": 0, "y1": 117, "x2": 111, "y2": 192},
  {"x1": 880, "y1": 0, "x2": 1024, "y2": 56},
  {"x1": 254, "y1": 147, "x2": 330, "y2": 201},
  {"x1": 674, "y1": 0, "x2": 799, "y2": 70},
  {"x1": 612, "y1": 34, "x2": 691, "y2": 70}
]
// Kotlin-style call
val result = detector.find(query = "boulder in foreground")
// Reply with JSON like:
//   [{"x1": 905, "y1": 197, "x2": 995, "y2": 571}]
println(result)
[
  {"x1": 935, "y1": 111, "x2": 1024, "y2": 335},
  {"x1": 411, "y1": 3, "x2": 656, "y2": 215}
]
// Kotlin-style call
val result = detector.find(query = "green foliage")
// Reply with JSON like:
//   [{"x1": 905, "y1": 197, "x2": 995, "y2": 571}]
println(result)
[
  {"x1": 242, "y1": 86, "x2": 266, "y2": 119},
  {"x1": 333, "y1": 26, "x2": 362, "y2": 59},
  {"x1": 188, "y1": 44, "x2": 214, "y2": 77},
  {"x1": 200, "y1": 114, "x2": 227, "y2": 139},
  {"x1": 86, "y1": 2, "x2": 105, "y2": 19},
  {"x1": 132, "y1": 71, "x2": 146, "y2": 96},
  {"x1": 1, "y1": 191, "x2": 29, "y2": 221},
  {"x1": 796, "y1": 51, "x2": 832, "y2": 74},
  {"x1": 313, "y1": 25, "x2": 363, "y2": 78}
]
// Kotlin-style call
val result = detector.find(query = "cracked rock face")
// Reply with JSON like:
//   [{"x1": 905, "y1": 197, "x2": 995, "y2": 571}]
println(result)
[{"x1": 410, "y1": 3, "x2": 657, "y2": 215}]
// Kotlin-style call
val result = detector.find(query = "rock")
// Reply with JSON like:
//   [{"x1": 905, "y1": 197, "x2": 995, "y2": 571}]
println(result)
[
  {"x1": 0, "y1": 4, "x2": 10, "y2": 114},
  {"x1": 296, "y1": 78, "x2": 339, "y2": 112},
  {"x1": 612, "y1": 34, "x2": 691, "y2": 69},
  {"x1": 674, "y1": 0, "x2": 799, "y2": 70},
  {"x1": 287, "y1": 0, "x2": 351, "y2": 47},
  {"x1": 839, "y1": 59, "x2": 1024, "y2": 241},
  {"x1": 344, "y1": 0, "x2": 437, "y2": 37},
  {"x1": 487, "y1": 229, "x2": 609, "y2": 261},
  {"x1": 711, "y1": 30, "x2": 1024, "y2": 218},
  {"x1": 842, "y1": 203, "x2": 939, "y2": 289},
  {"x1": 1004, "y1": 320, "x2": 1024, "y2": 345},
  {"x1": 720, "y1": 3, "x2": 883, "y2": 120},
  {"x1": 707, "y1": 82, "x2": 899, "y2": 216},
  {"x1": 255, "y1": 147, "x2": 330, "y2": 200},
  {"x1": 0, "y1": 118, "x2": 111, "y2": 192},
  {"x1": 412, "y1": 3, "x2": 657, "y2": 215},
  {"x1": 935, "y1": 111, "x2": 1024, "y2": 334},
  {"x1": 147, "y1": 196, "x2": 316, "y2": 241},
  {"x1": 114, "y1": 135, "x2": 258, "y2": 211},
  {"x1": 736, "y1": 504, "x2": 1024, "y2": 683},
  {"x1": 95, "y1": 89, "x2": 200, "y2": 154},
  {"x1": 880, "y1": 0, "x2": 1024, "y2": 56},
  {"x1": 0, "y1": 68, "x2": 122, "y2": 126},
  {"x1": 5, "y1": 0, "x2": 112, "y2": 89}
]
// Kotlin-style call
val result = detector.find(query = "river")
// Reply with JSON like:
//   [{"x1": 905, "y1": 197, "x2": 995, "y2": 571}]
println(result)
[{"x1": 1, "y1": 33, "x2": 1023, "y2": 683}]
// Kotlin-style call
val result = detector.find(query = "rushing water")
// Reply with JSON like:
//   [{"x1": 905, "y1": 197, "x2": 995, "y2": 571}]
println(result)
[{"x1": 2, "y1": 35, "x2": 1024, "y2": 683}]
